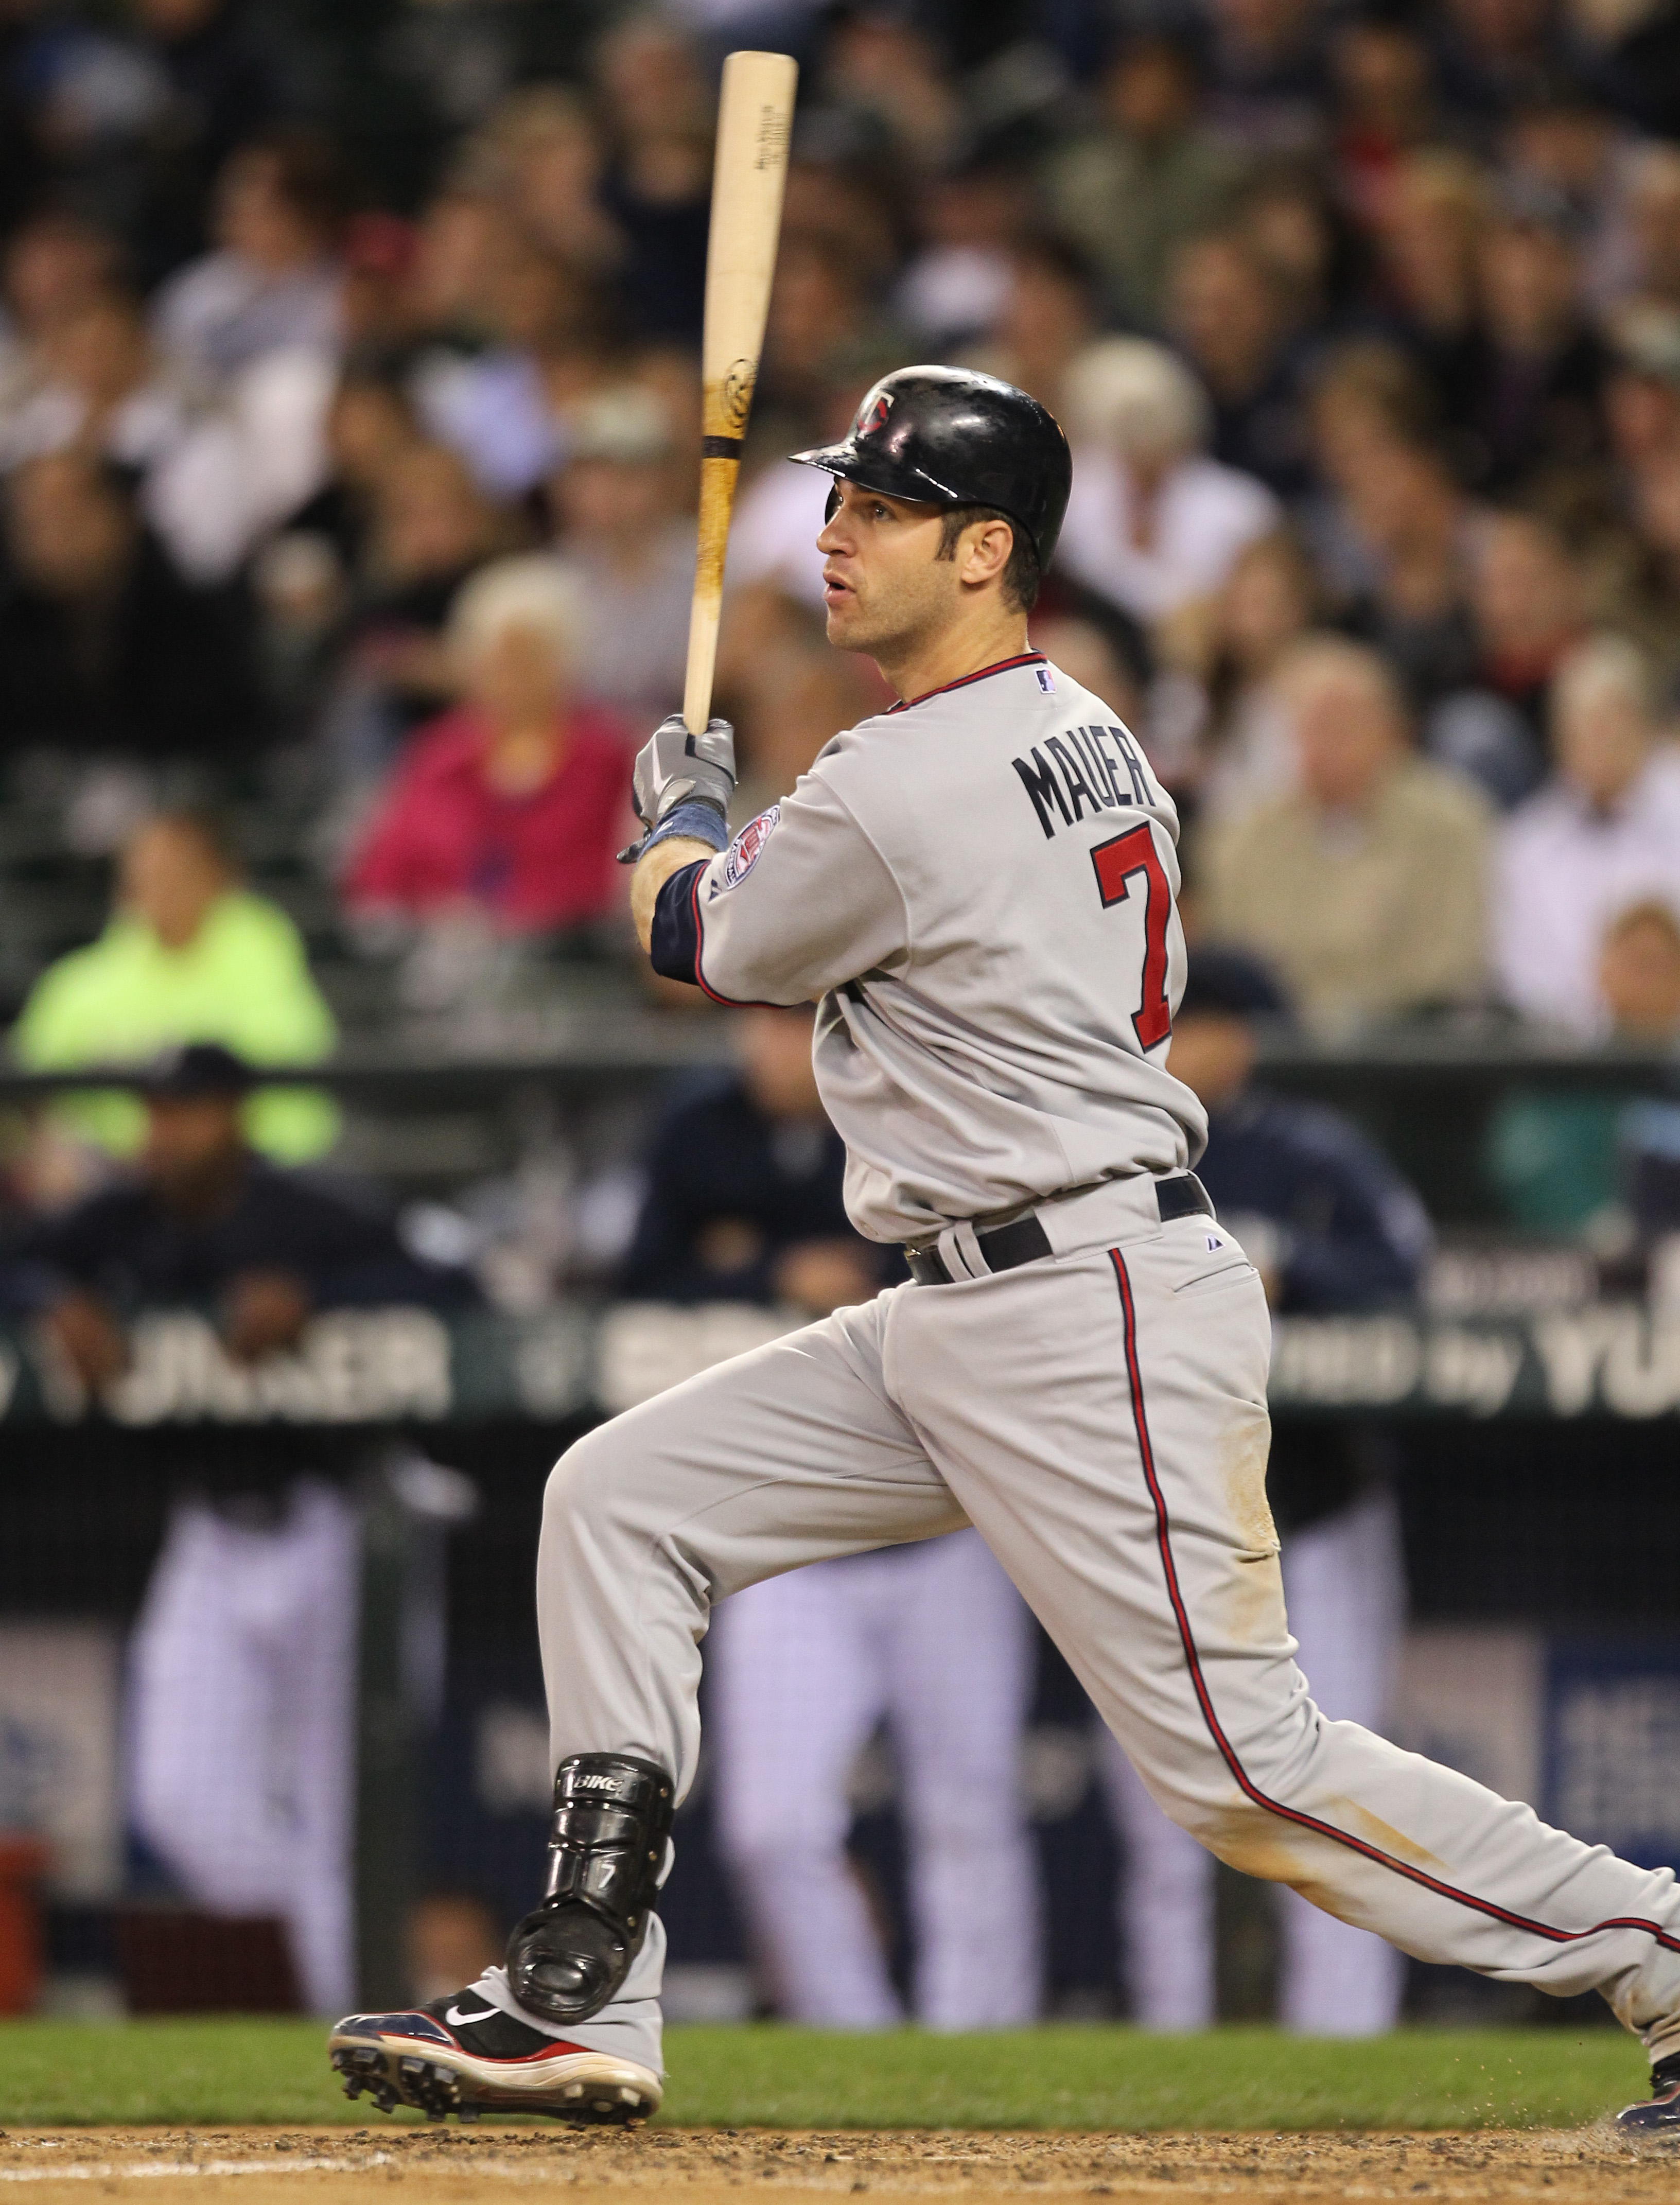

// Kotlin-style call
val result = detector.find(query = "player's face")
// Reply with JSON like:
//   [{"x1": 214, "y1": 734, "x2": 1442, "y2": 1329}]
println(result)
[{"x1": 816, "y1": 480, "x2": 958, "y2": 658}]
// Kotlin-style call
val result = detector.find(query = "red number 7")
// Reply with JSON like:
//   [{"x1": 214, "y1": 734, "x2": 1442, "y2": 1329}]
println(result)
[{"x1": 1092, "y1": 825, "x2": 1172, "y2": 1051}]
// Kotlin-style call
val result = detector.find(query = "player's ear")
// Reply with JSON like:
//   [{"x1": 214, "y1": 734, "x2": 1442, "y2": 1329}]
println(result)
[{"x1": 962, "y1": 516, "x2": 1016, "y2": 590}]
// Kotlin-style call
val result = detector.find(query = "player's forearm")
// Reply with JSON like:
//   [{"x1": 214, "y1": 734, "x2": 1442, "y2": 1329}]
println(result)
[{"x1": 632, "y1": 839, "x2": 716, "y2": 953}]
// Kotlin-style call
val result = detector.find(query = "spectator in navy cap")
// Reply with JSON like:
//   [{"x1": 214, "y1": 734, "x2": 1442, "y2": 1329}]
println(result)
[
  {"x1": 6, "y1": 1043, "x2": 470, "y2": 1391},
  {"x1": 1099, "y1": 946, "x2": 1432, "y2": 2039}
]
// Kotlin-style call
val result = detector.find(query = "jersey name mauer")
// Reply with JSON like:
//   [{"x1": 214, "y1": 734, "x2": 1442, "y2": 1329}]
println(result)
[{"x1": 685, "y1": 655, "x2": 1209, "y2": 1243}]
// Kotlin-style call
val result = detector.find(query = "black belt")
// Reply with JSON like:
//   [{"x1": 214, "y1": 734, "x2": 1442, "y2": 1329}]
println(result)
[{"x1": 904, "y1": 1174, "x2": 1214, "y2": 1286}]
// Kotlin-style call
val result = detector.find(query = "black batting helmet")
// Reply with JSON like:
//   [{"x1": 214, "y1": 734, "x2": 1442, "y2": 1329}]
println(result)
[{"x1": 790, "y1": 365, "x2": 1073, "y2": 571}]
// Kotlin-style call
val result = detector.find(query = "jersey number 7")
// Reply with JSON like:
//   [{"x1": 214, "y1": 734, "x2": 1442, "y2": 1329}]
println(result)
[{"x1": 1091, "y1": 826, "x2": 1171, "y2": 1051}]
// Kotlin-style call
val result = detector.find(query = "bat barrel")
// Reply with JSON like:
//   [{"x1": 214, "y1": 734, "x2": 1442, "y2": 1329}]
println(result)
[{"x1": 681, "y1": 48, "x2": 799, "y2": 736}]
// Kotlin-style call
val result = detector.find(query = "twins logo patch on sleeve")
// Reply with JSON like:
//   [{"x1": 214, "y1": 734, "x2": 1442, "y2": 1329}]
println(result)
[{"x1": 712, "y1": 805, "x2": 780, "y2": 896}]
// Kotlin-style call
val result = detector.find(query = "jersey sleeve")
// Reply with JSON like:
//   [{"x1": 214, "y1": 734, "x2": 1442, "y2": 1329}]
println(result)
[{"x1": 650, "y1": 766, "x2": 908, "y2": 1005}]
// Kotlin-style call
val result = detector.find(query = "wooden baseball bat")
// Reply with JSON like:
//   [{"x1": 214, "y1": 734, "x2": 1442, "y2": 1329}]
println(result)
[{"x1": 682, "y1": 48, "x2": 799, "y2": 736}]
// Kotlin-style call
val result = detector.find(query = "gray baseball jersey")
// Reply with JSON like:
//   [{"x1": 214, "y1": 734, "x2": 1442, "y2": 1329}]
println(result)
[{"x1": 651, "y1": 651, "x2": 1207, "y2": 1242}]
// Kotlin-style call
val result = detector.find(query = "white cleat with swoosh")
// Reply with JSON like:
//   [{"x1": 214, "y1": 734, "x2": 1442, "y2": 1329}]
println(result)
[{"x1": 328, "y1": 1993, "x2": 661, "y2": 2124}]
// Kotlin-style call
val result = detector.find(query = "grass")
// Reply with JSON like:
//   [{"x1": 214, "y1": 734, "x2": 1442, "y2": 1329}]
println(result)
[{"x1": 0, "y1": 2019, "x2": 1649, "y2": 2131}]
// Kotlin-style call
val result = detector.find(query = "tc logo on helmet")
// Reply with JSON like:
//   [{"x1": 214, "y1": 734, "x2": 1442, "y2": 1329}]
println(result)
[{"x1": 858, "y1": 391, "x2": 894, "y2": 436}]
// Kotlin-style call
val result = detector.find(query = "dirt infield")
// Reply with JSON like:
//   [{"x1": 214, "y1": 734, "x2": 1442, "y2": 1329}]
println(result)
[{"x1": 1, "y1": 2126, "x2": 1677, "y2": 2204}]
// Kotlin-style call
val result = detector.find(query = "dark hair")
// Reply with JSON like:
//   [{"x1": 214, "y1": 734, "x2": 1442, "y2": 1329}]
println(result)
[
  {"x1": 230, "y1": 127, "x2": 352, "y2": 244},
  {"x1": 935, "y1": 504, "x2": 1040, "y2": 612},
  {"x1": 1011, "y1": 229, "x2": 1100, "y2": 303}
]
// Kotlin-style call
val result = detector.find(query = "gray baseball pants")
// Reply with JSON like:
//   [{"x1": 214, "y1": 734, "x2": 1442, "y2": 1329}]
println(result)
[{"x1": 475, "y1": 1174, "x2": 1680, "y2": 2077}]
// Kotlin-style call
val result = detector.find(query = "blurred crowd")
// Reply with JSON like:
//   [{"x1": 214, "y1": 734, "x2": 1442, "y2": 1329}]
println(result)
[{"x1": 0, "y1": 2, "x2": 1676, "y2": 1224}]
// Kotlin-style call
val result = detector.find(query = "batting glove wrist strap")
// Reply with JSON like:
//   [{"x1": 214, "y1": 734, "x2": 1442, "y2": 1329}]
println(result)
[
  {"x1": 505, "y1": 1753, "x2": 675, "y2": 2025},
  {"x1": 649, "y1": 798, "x2": 730, "y2": 853}
]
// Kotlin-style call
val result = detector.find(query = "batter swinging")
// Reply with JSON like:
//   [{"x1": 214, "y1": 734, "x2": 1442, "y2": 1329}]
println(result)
[{"x1": 329, "y1": 367, "x2": 1680, "y2": 2137}]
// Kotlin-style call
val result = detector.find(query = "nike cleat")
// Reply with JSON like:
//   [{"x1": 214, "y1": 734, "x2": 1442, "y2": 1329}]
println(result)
[
  {"x1": 1615, "y1": 2054, "x2": 1680, "y2": 2145},
  {"x1": 327, "y1": 1991, "x2": 661, "y2": 2123}
]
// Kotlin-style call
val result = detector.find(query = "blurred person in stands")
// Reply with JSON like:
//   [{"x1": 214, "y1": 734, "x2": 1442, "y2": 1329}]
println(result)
[
  {"x1": 1444, "y1": 179, "x2": 1607, "y2": 493},
  {"x1": 1604, "y1": 312, "x2": 1680, "y2": 496},
  {"x1": 345, "y1": 556, "x2": 629, "y2": 937},
  {"x1": 5, "y1": 1042, "x2": 458, "y2": 1383},
  {"x1": 1337, "y1": 437, "x2": 1477, "y2": 709},
  {"x1": 1610, "y1": 143, "x2": 1680, "y2": 320},
  {"x1": 1489, "y1": 898, "x2": 1680, "y2": 1238},
  {"x1": 1434, "y1": 0, "x2": 1567, "y2": 122},
  {"x1": 1502, "y1": 78, "x2": 1627, "y2": 301},
  {"x1": 548, "y1": 386, "x2": 692, "y2": 727},
  {"x1": 326, "y1": 440, "x2": 506, "y2": 762},
  {"x1": 817, "y1": 7, "x2": 963, "y2": 173},
  {"x1": 1324, "y1": 13, "x2": 1440, "y2": 230},
  {"x1": 400, "y1": 181, "x2": 507, "y2": 357},
  {"x1": 1425, "y1": 507, "x2": 1586, "y2": 808},
  {"x1": 0, "y1": 287, "x2": 188, "y2": 476},
  {"x1": 1165, "y1": 228, "x2": 1314, "y2": 499},
  {"x1": 1200, "y1": 634, "x2": 1490, "y2": 1024},
  {"x1": 415, "y1": 238, "x2": 620, "y2": 504},
  {"x1": 1200, "y1": 0, "x2": 1326, "y2": 147},
  {"x1": 1056, "y1": 338, "x2": 1279, "y2": 647},
  {"x1": 1294, "y1": 340, "x2": 1443, "y2": 607},
  {"x1": 0, "y1": 214, "x2": 121, "y2": 397},
  {"x1": 1041, "y1": 29, "x2": 1248, "y2": 331},
  {"x1": 0, "y1": 450, "x2": 263, "y2": 762},
  {"x1": 960, "y1": 232, "x2": 1098, "y2": 421},
  {"x1": 12, "y1": 808, "x2": 336, "y2": 1161},
  {"x1": 151, "y1": 128, "x2": 348, "y2": 383},
  {"x1": 592, "y1": 14, "x2": 714, "y2": 345},
  {"x1": 1372, "y1": 150, "x2": 1487, "y2": 367},
  {"x1": 624, "y1": 1003, "x2": 1040, "y2": 2027},
  {"x1": 1157, "y1": 530, "x2": 1318, "y2": 821},
  {"x1": 482, "y1": 84, "x2": 623, "y2": 282},
  {"x1": 892, "y1": 160, "x2": 1029, "y2": 359},
  {"x1": 1240, "y1": 161, "x2": 1357, "y2": 336},
  {"x1": 751, "y1": 233, "x2": 886, "y2": 457},
  {"x1": 281, "y1": 355, "x2": 423, "y2": 577},
  {"x1": 3, "y1": 1041, "x2": 467, "y2": 2017},
  {"x1": 252, "y1": 360, "x2": 419, "y2": 736},
  {"x1": 1494, "y1": 633, "x2": 1680, "y2": 1035},
  {"x1": 1099, "y1": 949, "x2": 1429, "y2": 2034}
]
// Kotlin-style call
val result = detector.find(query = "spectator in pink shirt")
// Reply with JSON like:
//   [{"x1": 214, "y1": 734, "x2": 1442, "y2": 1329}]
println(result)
[{"x1": 344, "y1": 557, "x2": 632, "y2": 935}]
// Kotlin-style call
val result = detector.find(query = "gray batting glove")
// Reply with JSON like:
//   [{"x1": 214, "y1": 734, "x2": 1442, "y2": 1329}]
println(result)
[{"x1": 620, "y1": 713, "x2": 737, "y2": 863}]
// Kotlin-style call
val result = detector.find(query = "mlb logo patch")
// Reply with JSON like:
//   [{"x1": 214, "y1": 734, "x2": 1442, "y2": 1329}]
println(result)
[
  {"x1": 1035, "y1": 666, "x2": 1055, "y2": 694},
  {"x1": 712, "y1": 805, "x2": 780, "y2": 896}
]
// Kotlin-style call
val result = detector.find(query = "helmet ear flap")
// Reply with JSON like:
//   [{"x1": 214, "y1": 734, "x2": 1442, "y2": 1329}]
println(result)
[{"x1": 824, "y1": 481, "x2": 841, "y2": 523}]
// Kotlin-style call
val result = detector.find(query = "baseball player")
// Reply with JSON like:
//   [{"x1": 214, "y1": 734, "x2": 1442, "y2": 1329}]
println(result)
[{"x1": 329, "y1": 366, "x2": 1680, "y2": 2137}]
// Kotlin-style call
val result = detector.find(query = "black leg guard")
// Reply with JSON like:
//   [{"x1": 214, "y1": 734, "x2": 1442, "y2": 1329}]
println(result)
[{"x1": 506, "y1": 1754, "x2": 675, "y2": 2026}]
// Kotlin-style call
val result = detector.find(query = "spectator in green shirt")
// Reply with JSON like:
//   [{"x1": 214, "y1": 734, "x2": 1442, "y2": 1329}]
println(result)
[
  {"x1": 10, "y1": 810, "x2": 338, "y2": 1163},
  {"x1": 1487, "y1": 898, "x2": 1680, "y2": 1237}
]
